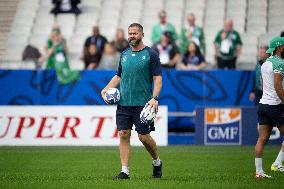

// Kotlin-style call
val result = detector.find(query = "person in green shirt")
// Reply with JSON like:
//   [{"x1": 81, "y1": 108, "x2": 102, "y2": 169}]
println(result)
[
  {"x1": 180, "y1": 13, "x2": 206, "y2": 55},
  {"x1": 214, "y1": 19, "x2": 242, "y2": 69},
  {"x1": 45, "y1": 26, "x2": 80, "y2": 84},
  {"x1": 151, "y1": 10, "x2": 178, "y2": 44},
  {"x1": 101, "y1": 23, "x2": 163, "y2": 180}
]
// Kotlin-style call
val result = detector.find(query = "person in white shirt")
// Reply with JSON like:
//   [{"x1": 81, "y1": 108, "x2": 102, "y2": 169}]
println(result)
[{"x1": 255, "y1": 36, "x2": 284, "y2": 178}]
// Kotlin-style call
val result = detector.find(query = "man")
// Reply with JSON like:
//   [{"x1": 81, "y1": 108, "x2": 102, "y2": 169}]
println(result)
[
  {"x1": 270, "y1": 31, "x2": 284, "y2": 173},
  {"x1": 83, "y1": 26, "x2": 107, "y2": 62},
  {"x1": 180, "y1": 13, "x2": 206, "y2": 55},
  {"x1": 255, "y1": 36, "x2": 284, "y2": 178},
  {"x1": 214, "y1": 19, "x2": 242, "y2": 69},
  {"x1": 101, "y1": 23, "x2": 163, "y2": 179},
  {"x1": 249, "y1": 45, "x2": 269, "y2": 105},
  {"x1": 151, "y1": 10, "x2": 178, "y2": 44}
]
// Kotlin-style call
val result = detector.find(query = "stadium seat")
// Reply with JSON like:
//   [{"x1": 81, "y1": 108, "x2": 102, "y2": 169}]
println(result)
[{"x1": 1, "y1": 0, "x2": 281, "y2": 69}]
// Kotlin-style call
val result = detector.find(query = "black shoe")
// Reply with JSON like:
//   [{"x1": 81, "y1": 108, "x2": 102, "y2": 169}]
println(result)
[
  {"x1": 152, "y1": 161, "x2": 162, "y2": 179},
  {"x1": 113, "y1": 172, "x2": 130, "y2": 180}
]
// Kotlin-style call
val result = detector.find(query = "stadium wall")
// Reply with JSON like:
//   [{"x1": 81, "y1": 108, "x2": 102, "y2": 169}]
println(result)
[
  {"x1": 0, "y1": 69, "x2": 254, "y2": 132},
  {"x1": 195, "y1": 107, "x2": 283, "y2": 145},
  {"x1": 0, "y1": 106, "x2": 168, "y2": 146}
]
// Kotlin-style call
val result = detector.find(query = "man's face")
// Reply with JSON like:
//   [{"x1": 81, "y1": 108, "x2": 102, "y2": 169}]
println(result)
[
  {"x1": 187, "y1": 15, "x2": 195, "y2": 26},
  {"x1": 258, "y1": 47, "x2": 269, "y2": 60},
  {"x1": 159, "y1": 15, "x2": 166, "y2": 23},
  {"x1": 93, "y1": 26, "x2": 99, "y2": 36},
  {"x1": 128, "y1": 27, "x2": 143, "y2": 47},
  {"x1": 224, "y1": 20, "x2": 233, "y2": 32}
]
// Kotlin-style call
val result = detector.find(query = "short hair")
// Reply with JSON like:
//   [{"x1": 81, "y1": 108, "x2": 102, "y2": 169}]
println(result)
[
  {"x1": 128, "y1": 23, "x2": 143, "y2": 32},
  {"x1": 188, "y1": 13, "x2": 195, "y2": 18}
]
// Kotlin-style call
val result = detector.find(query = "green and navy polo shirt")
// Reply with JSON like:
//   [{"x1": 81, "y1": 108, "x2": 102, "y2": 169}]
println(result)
[{"x1": 117, "y1": 46, "x2": 162, "y2": 106}]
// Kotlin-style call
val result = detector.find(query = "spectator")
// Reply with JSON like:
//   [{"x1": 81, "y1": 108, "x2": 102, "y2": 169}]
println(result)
[
  {"x1": 83, "y1": 26, "x2": 107, "y2": 61},
  {"x1": 83, "y1": 44, "x2": 101, "y2": 70},
  {"x1": 249, "y1": 45, "x2": 269, "y2": 105},
  {"x1": 45, "y1": 25, "x2": 80, "y2": 84},
  {"x1": 152, "y1": 31, "x2": 180, "y2": 69},
  {"x1": 51, "y1": 0, "x2": 81, "y2": 16},
  {"x1": 151, "y1": 10, "x2": 178, "y2": 44},
  {"x1": 214, "y1": 19, "x2": 242, "y2": 69},
  {"x1": 97, "y1": 42, "x2": 120, "y2": 70},
  {"x1": 112, "y1": 28, "x2": 129, "y2": 53},
  {"x1": 180, "y1": 13, "x2": 206, "y2": 55},
  {"x1": 45, "y1": 26, "x2": 68, "y2": 69},
  {"x1": 22, "y1": 45, "x2": 43, "y2": 68},
  {"x1": 179, "y1": 42, "x2": 206, "y2": 71}
]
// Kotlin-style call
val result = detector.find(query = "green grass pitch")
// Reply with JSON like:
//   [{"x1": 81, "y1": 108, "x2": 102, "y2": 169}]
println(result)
[{"x1": 0, "y1": 146, "x2": 283, "y2": 189}]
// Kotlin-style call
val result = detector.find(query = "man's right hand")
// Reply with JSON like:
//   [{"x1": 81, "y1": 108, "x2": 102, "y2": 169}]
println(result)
[{"x1": 101, "y1": 88, "x2": 109, "y2": 104}]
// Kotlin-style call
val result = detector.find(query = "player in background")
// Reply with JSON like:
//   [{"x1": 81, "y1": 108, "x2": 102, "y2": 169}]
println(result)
[
  {"x1": 270, "y1": 31, "x2": 284, "y2": 172},
  {"x1": 255, "y1": 36, "x2": 284, "y2": 178},
  {"x1": 101, "y1": 23, "x2": 163, "y2": 179}
]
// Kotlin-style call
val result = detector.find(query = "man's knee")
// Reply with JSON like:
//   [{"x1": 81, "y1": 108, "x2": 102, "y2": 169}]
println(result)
[
  {"x1": 257, "y1": 136, "x2": 270, "y2": 144},
  {"x1": 119, "y1": 130, "x2": 131, "y2": 140},
  {"x1": 138, "y1": 134, "x2": 149, "y2": 143}
]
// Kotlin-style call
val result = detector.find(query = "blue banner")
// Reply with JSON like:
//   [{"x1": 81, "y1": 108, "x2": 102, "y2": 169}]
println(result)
[
  {"x1": 195, "y1": 107, "x2": 283, "y2": 145},
  {"x1": 0, "y1": 70, "x2": 254, "y2": 130}
]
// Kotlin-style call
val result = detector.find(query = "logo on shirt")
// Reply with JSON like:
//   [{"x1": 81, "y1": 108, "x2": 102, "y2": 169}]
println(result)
[
  {"x1": 142, "y1": 56, "x2": 145, "y2": 60},
  {"x1": 122, "y1": 56, "x2": 126, "y2": 62},
  {"x1": 132, "y1": 54, "x2": 135, "y2": 56}
]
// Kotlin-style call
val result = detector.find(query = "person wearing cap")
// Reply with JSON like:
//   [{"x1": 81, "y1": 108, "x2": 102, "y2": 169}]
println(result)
[
  {"x1": 214, "y1": 18, "x2": 242, "y2": 69},
  {"x1": 180, "y1": 13, "x2": 206, "y2": 55},
  {"x1": 270, "y1": 31, "x2": 284, "y2": 175},
  {"x1": 151, "y1": 10, "x2": 178, "y2": 44},
  {"x1": 254, "y1": 36, "x2": 284, "y2": 179}
]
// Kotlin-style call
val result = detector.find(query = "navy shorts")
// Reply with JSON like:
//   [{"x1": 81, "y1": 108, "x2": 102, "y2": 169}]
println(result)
[
  {"x1": 257, "y1": 103, "x2": 284, "y2": 127},
  {"x1": 116, "y1": 105, "x2": 155, "y2": 135}
]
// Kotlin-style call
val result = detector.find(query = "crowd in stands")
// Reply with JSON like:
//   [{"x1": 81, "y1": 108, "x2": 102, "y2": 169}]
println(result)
[{"x1": 22, "y1": 5, "x2": 283, "y2": 74}]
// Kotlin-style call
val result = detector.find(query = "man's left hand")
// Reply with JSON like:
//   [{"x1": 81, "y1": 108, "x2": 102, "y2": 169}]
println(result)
[{"x1": 148, "y1": 98, "x2": 158, "y2": 113}]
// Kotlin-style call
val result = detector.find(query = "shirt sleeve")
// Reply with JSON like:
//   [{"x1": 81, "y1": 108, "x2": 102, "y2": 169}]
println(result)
[
  {"x1": 236, "y1": 32, "x2": 243, "y2": 46},
  {"x1": 149, "y1": 48, "x2": 162, "y2": 76},
  {"x1": 273, "y1": 61, "x2": 284, "y2": 75},
  {"x1": 214, "y1": 31, "x2": 221, "y2": 45},
  {"x1": 116, "y1": 55, "x2": 122, "y2": 77}
]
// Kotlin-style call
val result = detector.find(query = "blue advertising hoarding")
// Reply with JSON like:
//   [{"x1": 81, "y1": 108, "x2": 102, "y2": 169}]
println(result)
[
  {"x1": 196, "y1": 107, "x2": 283, "y2": 145},
  {"x1": 0, "y1": 70, "x2": 254, "y2": 131}
]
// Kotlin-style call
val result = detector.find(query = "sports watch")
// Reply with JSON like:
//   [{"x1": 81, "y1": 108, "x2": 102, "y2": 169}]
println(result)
[{"x1": 153, "y1": 96, "x2": 159, "y2": 101}]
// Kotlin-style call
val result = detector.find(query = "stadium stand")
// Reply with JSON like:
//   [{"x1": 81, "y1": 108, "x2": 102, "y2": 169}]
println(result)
[
  {"x1": 0, "y1": 0, "x2": 283, "y2": 70},
  {"x1": 0, "y1": 0, "x2": 19, "y2": 61}
]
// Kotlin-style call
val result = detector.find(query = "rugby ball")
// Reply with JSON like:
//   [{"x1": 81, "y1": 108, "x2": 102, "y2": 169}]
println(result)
[
  {"x1": 140, "y1": 104, "x2": 156, "y2": 124},
  {"x1": 104, "y1": 88, "x2": 120, "y2": 104}
]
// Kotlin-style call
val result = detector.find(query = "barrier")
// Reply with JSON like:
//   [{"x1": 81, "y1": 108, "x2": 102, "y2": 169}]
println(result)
[
  {"x1": 0, "y1": 106, "x2": 168, "y2": 146},
  {"x1": 0, "y1": 70, "x2": 254, "y2": 131},
  {"x1": 195, "y1": 107, "x2": 283, "y2": 145}
]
